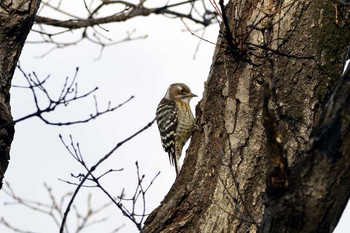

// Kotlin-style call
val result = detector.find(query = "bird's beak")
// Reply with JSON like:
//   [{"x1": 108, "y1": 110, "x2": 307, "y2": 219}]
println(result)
[{"x1": 181, "y1": 93, "x2": 197, "y2": 100}]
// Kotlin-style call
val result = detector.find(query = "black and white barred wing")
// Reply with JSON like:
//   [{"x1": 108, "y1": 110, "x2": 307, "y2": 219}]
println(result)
[{"x1": 156, "y1": 99, "x2": 178, "y2": 165}]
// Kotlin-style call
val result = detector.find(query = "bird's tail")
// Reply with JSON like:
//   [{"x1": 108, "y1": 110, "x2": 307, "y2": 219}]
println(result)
[{"x1": 174, "y1": 158, "x2": 180, "y2": 176}]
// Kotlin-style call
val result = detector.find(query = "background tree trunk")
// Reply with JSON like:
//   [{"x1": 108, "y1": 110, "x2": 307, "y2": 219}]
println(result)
[
  {"x1": 143, "y1": 1, "x2": 350, "y2": 232},
  {"x1": 0, "y1": 0, "x2": 41, "y2": 188}
]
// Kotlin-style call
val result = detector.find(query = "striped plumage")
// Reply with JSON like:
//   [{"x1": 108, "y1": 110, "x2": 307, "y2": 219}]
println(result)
[{"x1": 156, "y1": 83, "x2": 197, "y2": 176}]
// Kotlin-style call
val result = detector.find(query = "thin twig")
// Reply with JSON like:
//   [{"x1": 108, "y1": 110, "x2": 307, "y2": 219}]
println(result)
[{"x1": 59, "y1": 118, "x2": 156, "y2": 233}]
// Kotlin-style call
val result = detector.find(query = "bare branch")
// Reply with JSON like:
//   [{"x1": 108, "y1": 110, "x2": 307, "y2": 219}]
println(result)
[
  {"x1": 6, "y1": 65, "x2": 134, "y2": 127},
  {"x1": 59, "y1": 134, "x2": 159, "y2": 231},
  {"x1": 26, "y1": 0, "x2": 217, "y2": 56},
  {"x1": 59, "y1": 118, "x2": 156, "y2": 232},
  {"x1": 1, "y1": 181, "x2": 120, "y2": 233},
  {"x1": 181, "y1": 17, "x2": 217, "y2": 46},
  {"x1": 35, "y1": 1, "x2": 213, "y2": 29},
  {"x1": 0, "y1": 217, "x2": 38, "y2": 233}
]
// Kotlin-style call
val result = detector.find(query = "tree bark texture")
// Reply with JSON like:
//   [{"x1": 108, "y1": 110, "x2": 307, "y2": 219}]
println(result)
[
  {"x1": 0, "y1": 0, "x2": 41, "y2": 189},
  {"x1": 143, "y1": 1, "x2": 350, "y2": 232}
]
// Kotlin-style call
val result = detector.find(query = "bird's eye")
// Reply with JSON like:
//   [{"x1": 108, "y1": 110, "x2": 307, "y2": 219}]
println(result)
[{"x1": 177, "y1": 86, "x2": 185, "y2": 94}]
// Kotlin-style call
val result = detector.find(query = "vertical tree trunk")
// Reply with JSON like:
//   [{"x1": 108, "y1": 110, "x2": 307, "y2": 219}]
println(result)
[
  {"x1": 143, "y1": 1, "x2": 350, "y2": 232},
  {"x1": 0, "y1": 0, "x2": 41, "y2": 188}
]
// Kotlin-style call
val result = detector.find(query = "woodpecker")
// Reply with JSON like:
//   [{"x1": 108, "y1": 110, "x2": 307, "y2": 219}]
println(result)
[{"x1": 156, "y1": 83, "x2": 197, "y2": 176}]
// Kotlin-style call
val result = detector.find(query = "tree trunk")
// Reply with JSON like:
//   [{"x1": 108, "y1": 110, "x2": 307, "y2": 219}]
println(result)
[
  {"x1": 143, "y1": 1, "x2": 350, "y2": 232},
  {"x1": 0, "y1": 0, "x2": 41, "y2": 188}
]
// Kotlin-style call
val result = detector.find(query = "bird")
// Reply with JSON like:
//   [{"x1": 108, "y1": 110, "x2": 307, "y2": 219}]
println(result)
[{"x1": 156, "y1": 83, "x2": 197, "y2": 176}]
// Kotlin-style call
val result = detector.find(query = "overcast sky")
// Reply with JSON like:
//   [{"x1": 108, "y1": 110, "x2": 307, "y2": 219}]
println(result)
[
  {"x1": 0, "y1": 1, "x2": 349, "y2": 233},
  {"x1": 0, "y1": 2, "x2": 218, "y2": 232}
]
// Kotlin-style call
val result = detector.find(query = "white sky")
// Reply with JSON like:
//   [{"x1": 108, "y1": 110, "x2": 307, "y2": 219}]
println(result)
[{"x1": 0, "y1": 1, "x2": 349, "y2": 233}]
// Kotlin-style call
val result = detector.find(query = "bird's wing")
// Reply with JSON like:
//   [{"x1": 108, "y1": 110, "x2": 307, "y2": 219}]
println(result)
[{"x1": 156, "y1": 99, "x2": 178, "y2": 165}]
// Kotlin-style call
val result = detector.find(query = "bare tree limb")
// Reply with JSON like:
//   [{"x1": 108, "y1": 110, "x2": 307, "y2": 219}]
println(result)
[
  {"x1": 59, "y1": 140, "x2": 160, "y2": 231},
  {"x1": 35, "y1": 1, "x2": 214, "y2": 29},
  {"x1": 1, "y1": 182, "x2": 121, "y2": 233},
  {"x1": 25, "y1": 0, "x2": 218, "y2": 57},
  {"x1": 5, "y1": 65, "x2": 133, "y2": 127},
  {"x1": 59, "y1": 118, "x2": 156, "y2": 233}
]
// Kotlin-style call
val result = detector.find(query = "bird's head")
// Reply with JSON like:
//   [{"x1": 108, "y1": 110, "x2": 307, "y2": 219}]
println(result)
[{"x1": 165, "y1": 83, "x2": 197, "y2": 103}]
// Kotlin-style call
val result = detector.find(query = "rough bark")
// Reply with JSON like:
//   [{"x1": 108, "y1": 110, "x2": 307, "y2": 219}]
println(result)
[
  {"x1": 143, "y1": 1, "x2": 350, "y2": 232},
  {"x1": 0, "y1": 0, "x2": 41, "y2": 189}
]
